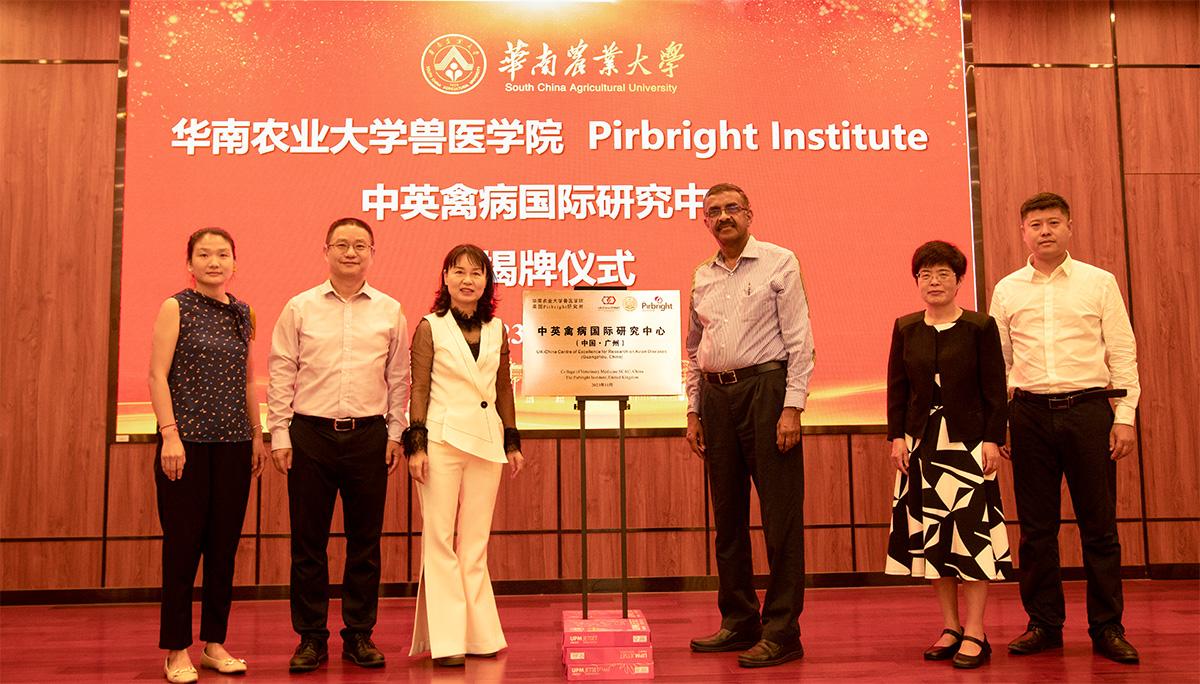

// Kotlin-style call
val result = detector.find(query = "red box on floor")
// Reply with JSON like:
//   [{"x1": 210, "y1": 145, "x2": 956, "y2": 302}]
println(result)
[
  {"x1": 563, "y1": 645, "x2": 654, "y2": 664},
  {"x1": 565, "y1": 661, "x2": 655, "y2": 680},
  {"x1": 561, "y1": 609, "x2": 652, "y2": 648}
]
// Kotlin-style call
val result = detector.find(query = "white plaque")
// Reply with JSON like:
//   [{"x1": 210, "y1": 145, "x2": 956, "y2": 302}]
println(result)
[{"x1": 522, "y1": 290, "x2": 683, "y2": 397}]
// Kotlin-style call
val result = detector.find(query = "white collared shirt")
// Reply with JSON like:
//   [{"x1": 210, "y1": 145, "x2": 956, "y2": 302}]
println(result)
[
  {"x1": 267, "y1": 280, "x2": 410, "y2": 448},
  {"x1": 989, "y1": 254, "x2": 1140, "y2": 424},
  {"x1": 685, "y1": 236, "x2": 816, "y2": 413}
]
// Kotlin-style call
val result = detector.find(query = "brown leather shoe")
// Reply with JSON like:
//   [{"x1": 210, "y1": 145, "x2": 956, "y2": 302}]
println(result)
[
  {"x1": 1093, "y1": 626, "x2": 1139, "y2": 664},
  {"x1": 924, "y1": 627, "x2": 963, "y2": 660},
  {"x1": 433, "y1": 655, "x2": 466, "y2": 667},
  {"x1": 737, "y1": 638, "x2": 804, "y2": 668},
  {"x1": 690, "y1": 627, "x2": 761, "y2": 653},
  {"x1": 1007, "y1": 626, "x2": 1063, "y2": 655}
]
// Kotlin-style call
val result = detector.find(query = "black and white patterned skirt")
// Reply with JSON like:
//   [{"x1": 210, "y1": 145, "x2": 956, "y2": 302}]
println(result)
[{"x1": 885, "y1": 406, "x2": 1012, "y2": 581}]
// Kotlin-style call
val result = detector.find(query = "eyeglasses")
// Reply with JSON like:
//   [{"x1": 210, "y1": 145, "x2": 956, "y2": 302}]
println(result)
[
  {"x1": 916, "y1": 269, "x2": 957, "y2": 283},
  {"x1": 704, "y1": 204, "x2": 748, "y2": 220},
  {"x1": 327, "y1": 241, "x2": 373, "y2": 254}
]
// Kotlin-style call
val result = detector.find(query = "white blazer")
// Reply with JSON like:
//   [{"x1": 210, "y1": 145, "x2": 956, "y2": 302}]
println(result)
[{"x1": 424, "y1": 312, "x2": 508, "y2": 463}]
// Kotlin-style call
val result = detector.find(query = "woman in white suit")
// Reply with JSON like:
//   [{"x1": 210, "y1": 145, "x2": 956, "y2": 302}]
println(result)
[{"x1": 402, "y1": 244, "x2": 525, "y2": 667}]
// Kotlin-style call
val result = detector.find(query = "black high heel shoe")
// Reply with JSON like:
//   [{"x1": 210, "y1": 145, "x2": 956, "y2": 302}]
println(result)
[
  {"x1": 923, "y1": 627, "x2": 963, "y2": 660},
  {"x1": 952, "y1": 635, "x2": 991, "y2": 669}
]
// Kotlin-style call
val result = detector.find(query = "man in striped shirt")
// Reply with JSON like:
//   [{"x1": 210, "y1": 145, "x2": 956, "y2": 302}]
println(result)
[{"x1": 684, "y1": 183, "x2": 816, "y2": 669}]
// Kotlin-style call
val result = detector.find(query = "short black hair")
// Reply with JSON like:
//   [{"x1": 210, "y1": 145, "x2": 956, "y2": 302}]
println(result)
[
  {"x1": 325, "y1": 217, "x2": 375, "y2": 245},
  {"x1": 1020, "y1": 192, "x2": 1070, "y2": 221},
  {"x1": 704, "y1": 183, "x2": 750, "y2": 209},
  {"x1": 911, "y1": 240, "x2": 967, "y2": 282}
]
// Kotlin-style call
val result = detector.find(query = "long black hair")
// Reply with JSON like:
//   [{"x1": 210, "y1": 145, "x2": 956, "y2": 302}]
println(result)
[{"x1": 430, "y1": 244, "x2": 497, "y2": 321}]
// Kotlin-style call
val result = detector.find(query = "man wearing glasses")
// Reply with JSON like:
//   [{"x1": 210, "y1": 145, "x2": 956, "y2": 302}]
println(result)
[
  {"x1": 685, "y1": 184, "x2": 815, "y2": 668},
  {"x1": 267, "y1": 217, "x2": 410, "y2": 672}
]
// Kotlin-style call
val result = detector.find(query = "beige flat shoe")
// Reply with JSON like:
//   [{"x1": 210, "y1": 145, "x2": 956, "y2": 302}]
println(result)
[
  {"x1": 200, "y1": 649, "x2": 248, "y2": 674},
  {"x1": 163, "y1": 657, "x2": 198, "y2": 683}
]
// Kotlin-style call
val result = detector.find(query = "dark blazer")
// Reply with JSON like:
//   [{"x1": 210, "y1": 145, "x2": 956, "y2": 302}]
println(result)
[{"x1": 886, "y1": 309, "x2": 1007, "y2": 445}]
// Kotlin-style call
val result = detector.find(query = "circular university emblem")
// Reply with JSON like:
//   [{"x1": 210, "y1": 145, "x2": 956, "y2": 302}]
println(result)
[
  {"x1": 623, "y1": 296, "x2": 638, "y2": 312},
  {"x1": 421, "y1": 34, "x2": 486, "y2": 95}
]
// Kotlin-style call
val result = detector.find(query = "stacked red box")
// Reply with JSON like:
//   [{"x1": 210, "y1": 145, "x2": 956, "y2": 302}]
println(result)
[{"x1": 562, "y1": 609, "x2": 654, "y2": 680}]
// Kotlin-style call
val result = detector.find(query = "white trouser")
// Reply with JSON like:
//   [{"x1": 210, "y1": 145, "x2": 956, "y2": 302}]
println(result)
[{"x1": 409, "y1": 439, "x2": 507, "y2": 658}]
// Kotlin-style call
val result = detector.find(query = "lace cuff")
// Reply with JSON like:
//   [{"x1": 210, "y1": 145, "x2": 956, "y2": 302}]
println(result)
[
  {"x1": 503, "y1": 427, "x2": 522, "y2": 454},
  {"x1": 401, "y1": 421, "x2": 428, "y2": 456}
]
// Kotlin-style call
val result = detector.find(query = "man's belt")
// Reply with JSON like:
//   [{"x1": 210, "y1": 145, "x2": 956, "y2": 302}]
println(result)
[
  {"x1": 293, "y1": 414, "x2": 385, "y2": 432},
  {"x1": 1013, "y1": 387, "x2": 1127, "y2": 410},
  {"x1": 703, "y1": 360, "x2": 787, "y2": 386}
]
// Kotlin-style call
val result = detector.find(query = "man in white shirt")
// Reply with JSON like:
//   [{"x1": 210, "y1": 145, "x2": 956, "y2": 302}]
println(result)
[
  {"x1": 989, "y1": 193, "x2": 1140, "y2": 664},
  {"x1": 684, "y1": 183, "x2": 816, "y2": 669},
  {"x1": 268, "y1": 217, "x2": 410, "y2": 672}
]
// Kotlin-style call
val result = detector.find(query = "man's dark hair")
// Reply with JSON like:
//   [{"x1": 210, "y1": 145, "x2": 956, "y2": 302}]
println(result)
[
  {"x1": 911, "y1": 240, "x2": 967, "y2": 282},
  {"x1": 704, "y1": 183, "x2": 750, "y2": 209},
  {"x1": 1020, "y1": 192, "x2": 1071, "y2": 221},
  {"x1": 325, "y1": 217, "x2": 375, "y2": 244}
]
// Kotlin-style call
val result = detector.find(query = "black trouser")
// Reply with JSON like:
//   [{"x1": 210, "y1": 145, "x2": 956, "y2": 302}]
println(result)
[
  {"x1": 1010, "y1": 396, "x2": 1123, "y2": 638},
  {"x1": 701, "y1": 369, "x2": 806, "y2": 644},
  {"x1": 155, "y1": 439, "x2": 252, "y2": 650},
  {"x1": 288, "y1": 416, "x2": 388, "y2": 641}
]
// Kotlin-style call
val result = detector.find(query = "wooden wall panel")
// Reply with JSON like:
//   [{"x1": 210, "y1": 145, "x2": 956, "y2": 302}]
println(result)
[
  {"x1": 488, "y1": 533, "x2": 558, "y2": 580},
  {"x1": 106, "y1": 443, "x2": 260, "y2": 536},
  {"x1": 562, "y1": 531, "x2": 708, "y2": 579},
  {"x1": 974, "y1": 68, "x2": 1127, "y2": 301},
  {"x1": 105, "y1": 538, "x2": 256, "y2": 588},
  {"x1": 850, "y1": 435, "x2": 895, "y2": 526},
  {"x1": 806, "y1": 528, "x2": 853, "y2": 574},
  {"x1": 0, "y1": 541, "x2": 101, "y2": 590},
  {"x1": 1147, "y1": 520, "x2": 1200, "y2": 564},
  {"x1": 1119, "y1": 69, "x2": 1200, "y2": 173},
  {"x1": 1126, "y1": 174, "x2": 1200, "y2": 519},
  {"x1": 625, "y1": 437, "x2": 705, "y2": 529},
  {"x1": 972, "y1": 0, "x2": 1111, "y2": 64},
  {"x1": 380, "y1": 536, "x2": 409, "y2": 584},
  {"x1": 1115, "y1": 0, "x2": 1200, "y2": 65},
  {"x1": 0, "y1": 63, "x2": 117, "y2": 539},
  {"x1": 853, "y1": 527, "x2": 889, "y2": 574},
  {"x1": 804, "y1": 435, "x2": 851, "y2": 525},
  {"x1": 492, "y1": 438, "x2": 557, "y2": 532},
  {"x1": 106, "y1": 443, "x2": 160, "y2": 536},
  {"x1": 561, "y1": 438, "x2": 704, "y2": 530},
  {"x1": 0, "y1": 0, "x2": 119, "y2": 60}
]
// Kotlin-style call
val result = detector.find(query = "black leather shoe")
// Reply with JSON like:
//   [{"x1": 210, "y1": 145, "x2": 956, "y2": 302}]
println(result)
[
  {"x1": 434, "y1": 655, "x2": 466, "y2": 666},
  {"x1": 288, "y1": 637, "x2": 328, "y2": 673},
  {"x1": 1093, "y1": 625, "x2": 1139, "y2": 664},
  {"x1": 690, "y1": 627, "x2": 761, "y2": 653},
  {"x1": 924, "y1": 627, "x2": 963, "y2": 660},
  {"x1": 342, "y1": 634, "x2": 386, "y2": 668},
  {"x1": 1008, "y1": 626, "x2": 1063, "y2": 655},
  {"x1": 737, "y1": 639, "x2": 804, "y2": 668},
  {"x1": 952, "y1": 635, "x2": 992, "y2": 669}
]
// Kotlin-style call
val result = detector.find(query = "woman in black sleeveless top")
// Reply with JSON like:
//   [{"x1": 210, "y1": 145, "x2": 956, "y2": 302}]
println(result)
[{"x1": 148, "y1": 228, "x2": 267, "y2": 682}]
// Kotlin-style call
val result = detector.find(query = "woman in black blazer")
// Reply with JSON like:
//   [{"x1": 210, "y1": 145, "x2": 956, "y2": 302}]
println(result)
[{"x1": 884, "y1": 241, "x2": 1012, "y2": 669}]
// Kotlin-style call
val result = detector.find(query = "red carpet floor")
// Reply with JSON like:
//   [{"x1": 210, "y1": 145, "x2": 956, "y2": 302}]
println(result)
[{"x1": 1, "y1": 579, "x2": 1196, "y2": 682}]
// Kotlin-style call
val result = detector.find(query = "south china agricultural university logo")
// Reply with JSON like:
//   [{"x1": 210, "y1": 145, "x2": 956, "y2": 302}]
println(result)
[{"x1": 422, "y1": 34, "x2": 486, "y2": 95}]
